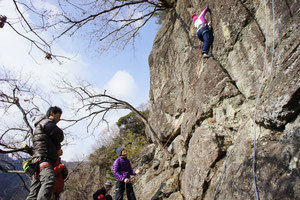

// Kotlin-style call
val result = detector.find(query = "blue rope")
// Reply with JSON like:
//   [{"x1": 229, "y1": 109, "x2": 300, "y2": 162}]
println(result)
[{"x1": 252, "y1": 1, "x2": 276, "y2": 200}]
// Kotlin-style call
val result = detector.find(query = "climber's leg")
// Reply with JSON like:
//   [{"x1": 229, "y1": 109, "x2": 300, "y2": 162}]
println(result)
[
  {"x1": 197, "y1": 29, "x2": 204, "y2": 42},
  {"x1": 202, "y1": 28, "x2": 211, "y2": 55}
]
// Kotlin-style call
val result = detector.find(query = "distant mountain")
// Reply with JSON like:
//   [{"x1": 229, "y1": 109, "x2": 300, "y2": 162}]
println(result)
[
  {"x1": 61, "y1": 160, "x2": 79, "y2": 169},
  {"x1": 0, "y1": 154, "x2": 30, "y2": 200},
  {"x1": 0, "y1": 154, "x2": 79, "y2": 200}
]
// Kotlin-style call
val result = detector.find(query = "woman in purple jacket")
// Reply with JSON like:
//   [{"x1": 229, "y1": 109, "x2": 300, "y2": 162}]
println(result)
[
  {"x1": 113, "y1": 147, "x2": 140, "y2": 200},
  {"x1": 191, "y1": 7, "x2": 211, "y2": 58}
]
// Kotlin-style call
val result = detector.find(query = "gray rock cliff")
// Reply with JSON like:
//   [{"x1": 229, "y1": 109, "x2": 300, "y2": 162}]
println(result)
[{"x1": 134, "y1": 0, "x2": 300, "y2": 199}]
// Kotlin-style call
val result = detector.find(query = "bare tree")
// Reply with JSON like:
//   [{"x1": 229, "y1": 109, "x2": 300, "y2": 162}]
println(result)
[
  {"x1": 0, "y1": 68, "x2": 82, "y2": 193},
  {"x1": 58, "y1": 78, "x2": 171, "y2": 157},
  {"x1": 0, "y1": 68, "x2": 48, "y2": 191},
  {"x1": 0, "y1": 67, "x2": 168, "y2": 173},
  {"x1": 0, "y1": 68, "x2": 43, "y2": 157},
  {"x1": 93, "y1": 124, "x2": 120, "y2": 149},
  {"x1": 3, "y1": 0, "x2": 174, "y2": 61}
]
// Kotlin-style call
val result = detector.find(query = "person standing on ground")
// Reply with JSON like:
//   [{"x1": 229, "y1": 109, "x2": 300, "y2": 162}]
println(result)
[
  {"x1": 51, "y1": 149, "x2": 68, "y2": 200},
  {"x1": 27, "y1": 106, "x2": 64, "y2": 200},
  {"x1": 93, "y1": 181, "x2": 113, "y2": 200},
  {"x1": 113, "y1": 147, "x2": 140, "y2": 200},
  {"x1": 191, "y1": 7, "x2": 212, "y2": 58}
]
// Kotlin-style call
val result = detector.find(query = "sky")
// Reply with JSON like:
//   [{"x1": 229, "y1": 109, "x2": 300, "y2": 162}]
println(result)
[{"x1": 0, "y1": 0, "x2": 161, "y2": 161}]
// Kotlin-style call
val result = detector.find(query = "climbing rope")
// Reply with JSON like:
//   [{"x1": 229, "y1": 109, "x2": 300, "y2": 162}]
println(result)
[
  {"x1": 126, "y1": 49, "x2": 205, "y2": 200},
  {"x1": 130, "y1": 46, "x2": 205, "y2": 185},
  {"x1": 129, "y1": 9, "x2": 213, "y2": 189},
  {"x1": 251, "y1": 0, "x2": 268, "y2": 199},
  {"x1": 125, "y1": 182, "x2": 127, "y2": 199},
  {"x1": 270, "y1": 0, "x2": 276, "y2": 76},
  {"x1": 128, "y1": 12, "x2": 212, "y2": 199},
  {"x1": 128, "y1": 2, "x2": 277, "y2": 197},
  {"x1": 213, "y1": 148, "x2": 234, "y2": 200},
  {"x1": 252, "y1": 0, "x2": 276, "y2": 200}
]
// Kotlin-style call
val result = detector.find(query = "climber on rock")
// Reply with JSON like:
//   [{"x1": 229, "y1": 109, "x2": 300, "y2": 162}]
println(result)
[{"x1": 191, "y1": 7, "x2": 212, "y2": 58}]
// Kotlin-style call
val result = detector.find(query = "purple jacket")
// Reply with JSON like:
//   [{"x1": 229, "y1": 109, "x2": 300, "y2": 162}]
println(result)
[{"x1": 113, "y1": 156, "x2": 136, "y2": 181}]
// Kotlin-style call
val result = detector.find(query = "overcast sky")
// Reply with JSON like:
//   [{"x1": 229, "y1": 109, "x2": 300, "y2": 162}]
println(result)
[{"x1": 0, "y1": 0, "x2": 160, "y2": 161}]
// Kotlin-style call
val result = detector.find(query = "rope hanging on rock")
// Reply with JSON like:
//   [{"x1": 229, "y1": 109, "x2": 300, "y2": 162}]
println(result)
[
  {"x1": 129, "y1": 10, "x2": 212, "y2": 199},
  {"x1": 213, "y1": 148, "x2": 234, "y2": 200},
  {"x1": 252, "y1": 0, "x2": 276, "y2": 200},
  {"x1": 130, "y1": 44, "x2": 206, "y2": 187}
]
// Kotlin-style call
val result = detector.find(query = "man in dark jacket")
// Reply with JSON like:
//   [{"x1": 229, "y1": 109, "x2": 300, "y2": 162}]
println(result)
[
  {"x1": 27, "y1": 106, "x2": 64, "y2": 200},
  {"x1": 93, "y1": 181, "x2": 113, "y2": 200},
  {"x1": 113, "y1": 147, "x2": 140, "y2": 200}
]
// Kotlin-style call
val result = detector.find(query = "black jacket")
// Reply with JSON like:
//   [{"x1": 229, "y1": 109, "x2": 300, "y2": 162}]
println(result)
[{"x1": 32, "y1": 117, "x2": 64, "y2": 165}]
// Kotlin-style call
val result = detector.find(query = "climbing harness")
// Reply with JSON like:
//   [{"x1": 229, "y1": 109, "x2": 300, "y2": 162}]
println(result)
[
  {"x1": 39, "y1": 162, "x2": 52, "y2": 170},
  {"x1": 252, "y1": 0, "x2": 276, "y2": 200},
  {"x1": 196, "y1": 23, "x2": 209, "y2": 32}
]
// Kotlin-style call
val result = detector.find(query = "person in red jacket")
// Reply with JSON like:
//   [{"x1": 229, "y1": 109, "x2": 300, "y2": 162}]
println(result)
[{"x1": 51, "y1": 149, "x2": 68, "y2": 200}]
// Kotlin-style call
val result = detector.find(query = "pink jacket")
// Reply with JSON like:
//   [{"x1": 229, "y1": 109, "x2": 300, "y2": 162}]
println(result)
[{"x1": 191, "y1": 7, "x2": 209, "y2": 30}]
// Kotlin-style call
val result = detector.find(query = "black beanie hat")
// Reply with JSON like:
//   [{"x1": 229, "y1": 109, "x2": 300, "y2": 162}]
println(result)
[{"x1": 115, "y1": 147, "x2": 124, "y2": 157}]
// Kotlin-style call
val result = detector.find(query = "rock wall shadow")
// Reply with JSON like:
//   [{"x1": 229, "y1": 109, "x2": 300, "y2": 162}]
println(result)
[
  {"x1": 174, "y1": 11, "x2": 199, "y2": 49},
  {"x1": 151, "y1": 183, "x2": 167, "y2": 200}
]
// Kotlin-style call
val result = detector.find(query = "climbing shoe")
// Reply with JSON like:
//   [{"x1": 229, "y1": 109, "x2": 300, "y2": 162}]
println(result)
[{"x1": 203, "y1": 54, "x2": 210, "y2": 58}]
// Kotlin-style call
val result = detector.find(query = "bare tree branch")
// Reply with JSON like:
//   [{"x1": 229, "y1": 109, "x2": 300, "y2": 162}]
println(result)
[
  {"x1": 7, "y1": 0, "x2": 173, "y2": 58},
  {"x1": 0, "y1": 68, "x2": 45, "y2": 157},
  {"x1": 5, "y1": 21, "x2": 70, "y2": 64},
  {"x1": 58, "y1": 79, "x2": 171, "y2": 157},
  {"x1": 0, "y1": 159, "x2": 29, "y2": 191},
  {"x1": 12, "y1": 0, "x2": 51, "y2": 50},
  {"x1": 0, "y1": 144, "x2": 33, "y2": 156}
]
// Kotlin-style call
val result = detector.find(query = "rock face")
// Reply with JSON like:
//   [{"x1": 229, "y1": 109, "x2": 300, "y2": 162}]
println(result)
[{"x1": 135, "y1": 0, "x2": 300, "y2": 199}]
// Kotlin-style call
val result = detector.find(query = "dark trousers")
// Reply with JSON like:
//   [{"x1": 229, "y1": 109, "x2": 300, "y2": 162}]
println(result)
[
  {"x1": 197, "y1": 26, "x2": 211, "y2": 54},
  {"x1": 115, "y1": 181, "x2": 136, "y2": 200},
  {"x1": 52, "y1": 192, "x2": 60, "y2": 200},
  {"x1": 26, "y1": 165, "x2": 55, "y2": 200}
]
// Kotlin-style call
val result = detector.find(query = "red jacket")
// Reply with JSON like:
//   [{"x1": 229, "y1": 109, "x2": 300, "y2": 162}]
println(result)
[{"x1": 52, "y1": 157, "x2": 67, "y2": 193}]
